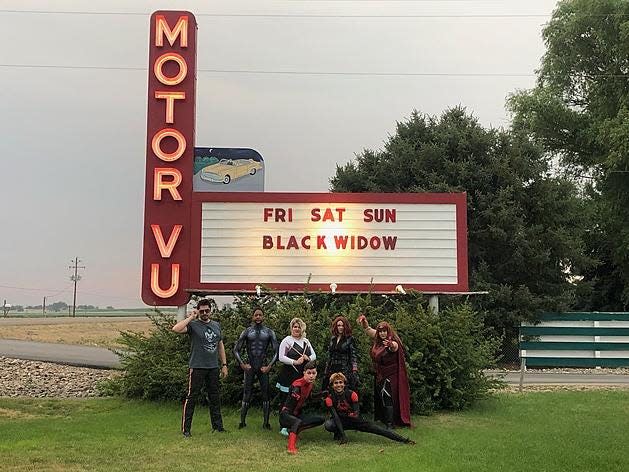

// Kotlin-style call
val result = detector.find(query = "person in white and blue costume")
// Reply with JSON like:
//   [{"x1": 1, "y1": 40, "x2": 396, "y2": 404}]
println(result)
[{"x1": 275, "y1": 317, "x2": 316, "y2": 435}]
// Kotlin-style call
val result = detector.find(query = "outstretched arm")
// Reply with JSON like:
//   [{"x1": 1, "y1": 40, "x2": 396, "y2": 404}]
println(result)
[{"x1": 356, "y1": 314, "x2": 376, "y2": 339}]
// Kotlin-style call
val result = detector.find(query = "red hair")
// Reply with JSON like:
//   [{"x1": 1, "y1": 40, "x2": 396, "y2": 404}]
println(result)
[
  {"x1": 373, "y1": 321, "x2": 402, "y2": 347},
  {"x1": 331, "y1": 315, "x2": 352, "y2": 337}
]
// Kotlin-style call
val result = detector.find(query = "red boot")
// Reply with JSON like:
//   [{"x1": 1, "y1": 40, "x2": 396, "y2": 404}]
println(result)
[{"x1": 287, "y1": 432, "x2": 299, "y2": 454}]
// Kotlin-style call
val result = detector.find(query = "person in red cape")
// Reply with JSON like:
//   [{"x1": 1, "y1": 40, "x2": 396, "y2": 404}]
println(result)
[{"x1": 356, "y1": 314, "x2": 412, "y2": 428}]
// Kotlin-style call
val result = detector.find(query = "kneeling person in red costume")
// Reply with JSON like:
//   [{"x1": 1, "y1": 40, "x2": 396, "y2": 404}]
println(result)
[
  {"x1": 279, "y1": 361, "x2": 327, "y2": 454},
  {"x1": 324, "y1": 372, "x2": 415, "y2": 445}
]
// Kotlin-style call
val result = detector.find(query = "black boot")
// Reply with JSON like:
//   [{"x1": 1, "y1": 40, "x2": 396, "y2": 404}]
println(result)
[
  {"x1": 384, "y1": 406, "x2": 395, "y2": 429},
  {"x1": 239, "y1": 401, "x2": 249, "y2": 429},
  {"x1": 262, "y1": 401, "x2": 271, "y2": 430}
]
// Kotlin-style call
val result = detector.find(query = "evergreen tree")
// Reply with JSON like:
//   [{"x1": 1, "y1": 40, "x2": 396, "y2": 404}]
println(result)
[{"x1": 331, "y1": 108, "x2": 590, "y2": 341}]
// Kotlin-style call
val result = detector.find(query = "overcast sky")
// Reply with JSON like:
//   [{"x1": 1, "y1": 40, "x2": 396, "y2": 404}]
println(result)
[{"x1": 0, "y1": 0, "x2": 558, "y2": 308}]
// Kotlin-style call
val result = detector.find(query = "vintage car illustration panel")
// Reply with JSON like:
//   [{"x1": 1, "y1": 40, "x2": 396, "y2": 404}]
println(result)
[{"x1": 193, "y1": 147, "x2": 265, "y2": 192}]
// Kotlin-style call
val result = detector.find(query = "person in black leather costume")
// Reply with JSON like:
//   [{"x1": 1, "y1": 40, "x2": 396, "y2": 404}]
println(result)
[
  {"x1": 233, "y1": 307, "x2": 279, "y2": 429},
  {"x1": 322, "y1": 315, "x2": 359, "y2": 391}
]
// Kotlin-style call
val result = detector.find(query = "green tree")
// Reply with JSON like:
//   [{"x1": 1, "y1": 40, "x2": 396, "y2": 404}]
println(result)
[
  {"x1": 331, "y1": 108, "x2": 590, "y2": 343},
  {"x1": 49, "y1": 301, "x2": 68, "y2": 312},
  {"x1": 508, "y1": 0, "x2": 629, "y2": 309}
]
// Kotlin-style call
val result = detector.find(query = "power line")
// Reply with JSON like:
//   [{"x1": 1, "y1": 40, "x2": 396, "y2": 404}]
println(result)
[
  {"x1": 4, "y1": 8, "x2": 629, "y2": 18},
  {"x1": 0, "y1": 64, "x2": 145, "y2": 72},
  {"x1": 0, "y1": 9, "x2": 556, "y2": 18},
  {"x1": 0, "y1": 63, "x2": 536, "y2": 76},
  {"x1": 1, "y1": 63, "x2": 629, "y2": 79},
  {"x1": 0, "y1": 283, "x2": 72, "y2": 292}
]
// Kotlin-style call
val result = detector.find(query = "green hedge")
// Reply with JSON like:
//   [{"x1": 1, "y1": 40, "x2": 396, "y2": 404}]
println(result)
[{"x1": 102, "y1": 293, "x2": 502, "y2": 414}]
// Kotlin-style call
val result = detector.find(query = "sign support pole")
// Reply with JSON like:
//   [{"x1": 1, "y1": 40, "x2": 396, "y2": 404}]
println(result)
[
  {"x1": 177, "y1": 304, "x2": 186, "y2": 321},
  {"x1": 429, "y1": 295, "x2": 439, "y2": 314}
]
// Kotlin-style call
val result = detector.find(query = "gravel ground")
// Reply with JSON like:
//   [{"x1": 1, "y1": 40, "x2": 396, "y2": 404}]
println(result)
[
  {"x1": 0, "y1": 357, "x2": 118, "y2": 398},
  {"x1": 3, "y1": 357, "x2": 628, "y2": 399},
  {"x1": 494, "y1": 367, "x2": 629, "y2": 375},
  {"x1": 499, "y1": 384, "x2": 629, "y2": 392}
]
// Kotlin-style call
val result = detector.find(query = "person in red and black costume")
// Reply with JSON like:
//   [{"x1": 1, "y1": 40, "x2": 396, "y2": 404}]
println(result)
[
  {"x1": 279, "y1": 360, "x2": 326, "y2": 454},
  {"x1": 324, "y1": 372, "x2": 415, "y2": 445},
  {"x1": 356, "y1": 314, "x2": 412, "y2": 428}
]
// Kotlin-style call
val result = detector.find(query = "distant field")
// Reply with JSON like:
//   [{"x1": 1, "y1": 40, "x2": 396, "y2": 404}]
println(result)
[
  {"x1": 8, "y1": 308, "x2": 176, "y2": 318},
  {"x1": 0, "y1": 318, "x2": 154, "y2": 348}
]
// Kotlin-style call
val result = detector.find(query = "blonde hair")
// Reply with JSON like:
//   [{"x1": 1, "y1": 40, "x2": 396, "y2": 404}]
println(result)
[
  {"x1": 329, "y1": 372, "x2": 347, "y2": 386},
  {"x1": 289, "y1": 317, "x2": 307, "y2": 338}
]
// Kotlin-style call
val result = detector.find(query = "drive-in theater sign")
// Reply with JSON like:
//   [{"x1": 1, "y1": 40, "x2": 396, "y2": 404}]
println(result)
[{"x1": 141, "y1": 11, "x2": 469, "y2": 307}]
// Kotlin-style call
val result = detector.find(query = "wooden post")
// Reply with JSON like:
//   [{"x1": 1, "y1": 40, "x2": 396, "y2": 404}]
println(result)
[{"x1": 519, "y1": 353, "x2": 526, "y2": 393}]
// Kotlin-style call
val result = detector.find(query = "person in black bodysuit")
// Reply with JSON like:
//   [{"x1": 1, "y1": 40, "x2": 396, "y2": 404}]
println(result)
[
  {"x1": 323, "y1": 372, "x2": 414, "y2": 445},
  {"x1": 279, "y1": 361, "x2": 327, "y2": 454},
  {"x1": 233, "y1": 307, "x2": 279, "y2": 430},
  {"x1": 323, "y1": 315, "x2": 359, "y2": 391}
]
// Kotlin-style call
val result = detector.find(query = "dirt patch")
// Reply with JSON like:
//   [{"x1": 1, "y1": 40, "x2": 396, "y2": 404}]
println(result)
[
  {"x1": 0, "y1": 407, "x2": 39, "y2": 419},
  {"x1": 0, "y1": 320, "x2": 153, "y2": 348}
]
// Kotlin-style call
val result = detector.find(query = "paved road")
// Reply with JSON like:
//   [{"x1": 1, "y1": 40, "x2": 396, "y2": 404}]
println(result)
[
  {"x1": 1, "y1": 340, "x2": 629, "y2": 386},
  {"x1": 0, "y1": 339, "x2": 120, "y2": 369},
  {"x1": 488, "y1": 370, "x2": 629, "y2": 385},
  {"x1": 0, "y1": 316, "x2": 146, "y2": 326}
]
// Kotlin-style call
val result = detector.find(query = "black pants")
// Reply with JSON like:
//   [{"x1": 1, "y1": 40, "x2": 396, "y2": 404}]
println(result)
[
  {"x1": 324, "y1": 416, "x2": 409, "y2": 443},
  {"x1": 182, "y1": 368, "x2": 223, "y2": 433},
  {"x1": 242, "y1": 368, "x2": 270, "y2": 402},
  {"x1": 279, "y1": 411, "x2": 325, "y2": 434}
]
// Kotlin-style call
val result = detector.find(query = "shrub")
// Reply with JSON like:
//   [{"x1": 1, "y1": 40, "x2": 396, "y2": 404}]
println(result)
[
  {"x1": 99, "y1": 310, "x2": 189, "y2": 400},
  {"x1": 104, "y1": 295, "x2": 501, "y2": 414}
]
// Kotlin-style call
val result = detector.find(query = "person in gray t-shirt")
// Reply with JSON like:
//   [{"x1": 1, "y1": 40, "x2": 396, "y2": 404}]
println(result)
[{"x1": 172, "y1": 299, "x2": 229, "y2": 437}]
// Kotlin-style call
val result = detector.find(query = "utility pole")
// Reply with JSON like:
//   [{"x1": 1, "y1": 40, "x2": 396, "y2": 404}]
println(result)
[
  {"x1": 69, "y1": 257, "x2": 85, "y2": 318},
  {"x1": 2, "y1": 299, "x2": 11, "y2": 318},
  {"x1": 43, "y1": 296, "x2": 46, "y2": 317}
]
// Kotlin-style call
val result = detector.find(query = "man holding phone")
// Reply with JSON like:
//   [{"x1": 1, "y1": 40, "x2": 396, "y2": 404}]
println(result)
[{"x1": 172, "y1": 299, "x2": 229, "y2": 437}]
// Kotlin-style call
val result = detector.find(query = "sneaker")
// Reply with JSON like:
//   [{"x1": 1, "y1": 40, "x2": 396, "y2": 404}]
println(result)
[
  {"x1": 262, "y1": 423, "x2": 272, "y2": 431},
  {"x1": 182, "y1": 431, "x2": 191, "y2": 438},
  {"x1": 279, "y1": 427, "x2": 289, "y2": 437},
  {"x1": 238, "y1": 422, "x2": 246, "y2": 429},
  {"x1": 213, "y1": 428, "x2": 227, "y2": 433}
]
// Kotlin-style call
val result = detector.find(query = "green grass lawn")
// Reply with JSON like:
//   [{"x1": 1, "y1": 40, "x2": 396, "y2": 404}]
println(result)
[{"x1": 1, "y1": 391, "x2": 628, "y2": 472}]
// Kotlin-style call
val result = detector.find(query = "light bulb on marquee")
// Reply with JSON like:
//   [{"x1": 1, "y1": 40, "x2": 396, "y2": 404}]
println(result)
[
  {"x1": 255, "y1": 285, "x2": 262, "y2": 297},
  {"x1": 330, "y1": 283, "x2": 337, "y2": 294},
  {"x1": 395, "y1": 284, "x2": 406, "y2": 295}
]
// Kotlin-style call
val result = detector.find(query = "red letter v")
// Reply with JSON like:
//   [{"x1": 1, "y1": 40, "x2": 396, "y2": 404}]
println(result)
[{"x1": 151, "y1": 224, "x2": 183, "y2": 258}]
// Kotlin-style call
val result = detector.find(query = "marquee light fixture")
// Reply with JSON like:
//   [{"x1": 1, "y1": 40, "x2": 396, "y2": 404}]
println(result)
[
  {"x1": 255, "y1": 285, "x2": 262, "y2": 297},
  {"x1": 330, "y1": 283, "x2": 337, "y2": 294},
  {"x1": 395, "y1": 284, "x2": 406, "y2": 295}
]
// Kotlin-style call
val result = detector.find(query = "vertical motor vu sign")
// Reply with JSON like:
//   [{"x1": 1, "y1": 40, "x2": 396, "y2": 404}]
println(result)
[{"x1": 142, "y1": 11, "x2": 197, "y2": 305}]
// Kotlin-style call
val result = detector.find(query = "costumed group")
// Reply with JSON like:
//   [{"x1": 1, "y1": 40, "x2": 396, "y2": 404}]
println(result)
[{"x1": 171, "y1": 299, "x2": 415, "y2": 454}]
